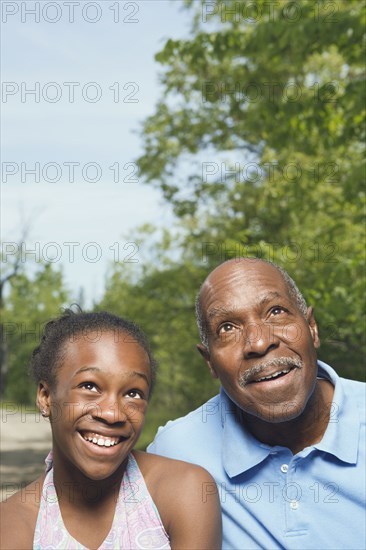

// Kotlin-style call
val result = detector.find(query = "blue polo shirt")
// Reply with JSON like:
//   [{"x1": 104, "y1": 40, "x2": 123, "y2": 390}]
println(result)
[{"x1": 148, "y1": 361, "x2": 365, "y2": 549}]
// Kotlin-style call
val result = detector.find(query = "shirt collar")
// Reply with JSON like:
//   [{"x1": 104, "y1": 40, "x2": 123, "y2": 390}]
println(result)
[
  {"x1": 312, "y1": 360, "x2": 360, "y2": 464},
  {"x1": 220, "y1": 388, "x2": 272, "y2": 478},
  {"x1": 221, "y1": 361, "x2": 360, "y2": 478}
]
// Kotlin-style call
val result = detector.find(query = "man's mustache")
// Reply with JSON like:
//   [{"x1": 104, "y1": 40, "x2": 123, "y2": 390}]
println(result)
[{"x1": 239, "y1": 356, "x2": 304, "y2": 386}]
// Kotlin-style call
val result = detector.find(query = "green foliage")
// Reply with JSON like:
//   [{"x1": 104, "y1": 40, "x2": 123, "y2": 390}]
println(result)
[
  {"x1": 2, "y1": 264, "x2": 69, "y2": 403},
  {"x1": 130, "y1": 0, "x2": 365, "y2": 388},
  {"x1": 139, "y1": 0, "x2": 364, "y2": 205}
]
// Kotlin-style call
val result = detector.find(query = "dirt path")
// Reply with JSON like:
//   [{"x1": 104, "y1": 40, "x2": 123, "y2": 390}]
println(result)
[{"x1": 0, "y1": 410, "x2": 52, "y2": 501}]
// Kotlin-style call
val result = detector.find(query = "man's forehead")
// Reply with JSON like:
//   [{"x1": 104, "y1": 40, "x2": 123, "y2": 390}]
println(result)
[
  {"x1": 203, "y1": 259, "x2": 283, "y2": 291},
  {"x1": 200, "y1": 260, "x2": 289, "y2": 309}
]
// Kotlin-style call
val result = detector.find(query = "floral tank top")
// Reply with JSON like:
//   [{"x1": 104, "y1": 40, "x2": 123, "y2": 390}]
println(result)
[{"x1": 33, "y1": 453, "x2": 170, "y2": 549}]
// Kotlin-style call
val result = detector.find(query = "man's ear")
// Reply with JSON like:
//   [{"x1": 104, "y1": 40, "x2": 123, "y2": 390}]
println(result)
[
  {"x1": 196, "y1": 344, "x2": 218, "y2": 379},
  {"x1": 306, "y1": 306, "x2": 320, "y2": 349},
  {"x1": 36, "y1": 382, "x2": 51, "y2": 416}
]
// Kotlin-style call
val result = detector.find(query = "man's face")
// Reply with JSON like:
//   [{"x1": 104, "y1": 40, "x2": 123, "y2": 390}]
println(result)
[{"x1": 198, "y1": 260, "x2": 320, "y2": 423}]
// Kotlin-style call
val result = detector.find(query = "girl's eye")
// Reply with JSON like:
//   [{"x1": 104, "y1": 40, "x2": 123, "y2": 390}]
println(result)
[
  {"x1": 127, "y1": 390, "x2": 143, "y2": 399},
  {"x1": 80, "y1": 382, "x2": 98, "y2": 392}
]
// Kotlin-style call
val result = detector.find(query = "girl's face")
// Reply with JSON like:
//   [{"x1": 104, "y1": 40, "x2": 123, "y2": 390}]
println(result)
[{"x1": 38, "y1": 330, "x2": 151, "y2": 481}]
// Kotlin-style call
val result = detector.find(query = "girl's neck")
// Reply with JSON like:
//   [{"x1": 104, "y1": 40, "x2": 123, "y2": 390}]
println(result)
[{"x1": 51, "y1": 455, "x2": 128, "y2": 508}]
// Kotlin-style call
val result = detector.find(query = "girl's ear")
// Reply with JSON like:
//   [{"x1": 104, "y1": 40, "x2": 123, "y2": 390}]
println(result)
[{"x1": 37, "y1": 382, "x2": 51, "y2": 417}]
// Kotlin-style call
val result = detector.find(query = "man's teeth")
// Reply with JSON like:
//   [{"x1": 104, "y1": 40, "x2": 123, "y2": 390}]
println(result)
[
  {"x1": 82, "y1": 433, "x2": 120, "y2": 447},
  {"x1": 256, "y1": 369, "x2": 291, "y2": 382}
]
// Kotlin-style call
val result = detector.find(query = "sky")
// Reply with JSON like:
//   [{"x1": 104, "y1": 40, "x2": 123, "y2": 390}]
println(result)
[{"x1": 1, "y1": 0, "x2": 193, "y2": 305}]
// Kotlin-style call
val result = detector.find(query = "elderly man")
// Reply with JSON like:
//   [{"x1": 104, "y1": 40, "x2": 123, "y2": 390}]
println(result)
[{"x1": 148, "y1": 258, "x2": 365, "y2": 549}]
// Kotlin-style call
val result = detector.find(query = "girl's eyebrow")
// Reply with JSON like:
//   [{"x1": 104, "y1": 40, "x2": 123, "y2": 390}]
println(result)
[
  {"x1": 129, "y1": 371, "x2": 150, "y2": 384},
  {"x1": 73, "y1": 366, "x2": 100, "y2": 377},
  {"x1": 72, "y1": 366, "x2": 149, "y2": 384}
]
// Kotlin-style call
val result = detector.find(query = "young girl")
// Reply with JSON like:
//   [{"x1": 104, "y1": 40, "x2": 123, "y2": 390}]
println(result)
[{"x1": 0, "y1": 310, "x2": 221, "y2": 549}]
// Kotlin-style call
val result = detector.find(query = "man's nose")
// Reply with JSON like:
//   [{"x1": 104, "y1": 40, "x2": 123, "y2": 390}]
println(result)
[{"x1": 242, "y1": 322, "x2": 279, "y2": 358}]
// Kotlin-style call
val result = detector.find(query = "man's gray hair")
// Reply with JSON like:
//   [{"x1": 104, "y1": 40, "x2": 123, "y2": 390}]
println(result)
[{"x1": 195, "y1": 259, "x2": 308, "y2": 347}]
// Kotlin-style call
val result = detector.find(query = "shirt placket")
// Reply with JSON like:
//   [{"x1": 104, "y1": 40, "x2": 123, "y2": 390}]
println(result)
[{"x1": 281, "y1": 456, "x2": 308, "y2": 537}]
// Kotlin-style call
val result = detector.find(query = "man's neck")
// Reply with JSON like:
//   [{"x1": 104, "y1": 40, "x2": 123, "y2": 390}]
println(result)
[{"x1": 242, "y1": 379, "x2": 335, "y2": 455}]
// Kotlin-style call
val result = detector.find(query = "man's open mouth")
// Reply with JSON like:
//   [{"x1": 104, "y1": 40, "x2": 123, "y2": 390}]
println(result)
[
  {"x1": 240, "y1": 357, "x2": 304, "y2": 386},
  {"x1": 79, "y1": 431, "x2": 125, "y2": 447},
  {"x1": 253, "y1": 368, "x2": 292, "y2": 383}
]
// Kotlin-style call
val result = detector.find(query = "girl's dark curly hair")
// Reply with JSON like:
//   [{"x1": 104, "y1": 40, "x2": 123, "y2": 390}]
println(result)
[{"x1": 29, "y1": 307, "x2": 157, "y2": 395}]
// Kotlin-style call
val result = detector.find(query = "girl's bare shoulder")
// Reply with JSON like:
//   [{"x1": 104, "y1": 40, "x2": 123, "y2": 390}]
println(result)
[
  {"x1": 133, "y1": 450, "x2": 221, "y2": 549},
  {"x1": 134, "y1": 449, "x2": 214, "y2": 484},
  {"x1": 133, "y1": 449, "x2": 218, "y2": 512},
  {"x1": 0, "y1": 476, "x2": 44, "y2": 550}
]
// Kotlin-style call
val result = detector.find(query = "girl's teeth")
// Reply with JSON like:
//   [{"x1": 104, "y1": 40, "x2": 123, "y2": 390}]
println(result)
[{"x1": 82, "y1": 433, "x2": 119, "y2": 446}]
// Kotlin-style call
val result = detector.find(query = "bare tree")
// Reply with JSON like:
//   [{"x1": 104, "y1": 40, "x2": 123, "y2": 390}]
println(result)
[{"x1": 0, "y1": 225, "x2": 30, "y2": 398}]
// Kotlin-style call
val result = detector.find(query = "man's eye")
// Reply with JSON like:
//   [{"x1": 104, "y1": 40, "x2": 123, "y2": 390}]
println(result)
[
  {"x1": 219, "y1": 323, "x2": 235, "y2": 334},
  {"x1": 127, "y1": 390, "x2": 143, "y2": 399},
  {"x1": 271, "y1": 306, "x2": 287, "y2": 315},
  {"x1": 80, "y1": 382, "x2": 98, "y2": 392}
]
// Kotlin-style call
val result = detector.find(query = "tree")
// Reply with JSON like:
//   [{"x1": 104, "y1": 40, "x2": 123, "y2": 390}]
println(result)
[
  {"x1": 0, "y1": 240, "x2": 23, "y2": 398},
  {"x1": 1, "y1": 262, "x2": 69, "y2": 403},
  {"x1": 133, "y1": 0, "x2": 365, "y2": 379},
  {"x1": 138, "y1": 0, "x2": 364, "y2": 209}
]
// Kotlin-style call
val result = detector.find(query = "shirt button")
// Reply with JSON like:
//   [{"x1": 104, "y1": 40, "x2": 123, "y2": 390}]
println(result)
[
  {"x1": 280, "y1": 464, "x2": 289, "y2": 473},
  {"x1": 290, "y1": 500, "x2": 299, "y2": 510}
]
